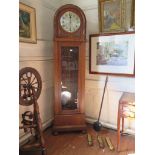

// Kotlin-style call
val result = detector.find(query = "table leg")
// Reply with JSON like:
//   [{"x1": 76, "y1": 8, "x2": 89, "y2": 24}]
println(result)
[
  {"x1": 122, "y1": 116, "x2": 124, "y2": 134},
  {"x1": 117, "y1": 104, "x2": 121, "y2": 151}
]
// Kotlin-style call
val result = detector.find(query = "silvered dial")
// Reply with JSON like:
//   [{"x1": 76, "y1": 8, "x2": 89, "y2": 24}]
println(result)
[{"x1": 60, "y1": 11, "x2": 81, "y2": 32}]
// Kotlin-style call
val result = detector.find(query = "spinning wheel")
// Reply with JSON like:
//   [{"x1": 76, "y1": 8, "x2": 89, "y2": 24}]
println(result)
[
  {"x1": 19, "y1": 67, "x2": 42, "y2": 106},
  {"x1": 19, "y1": 67, "x2": 46, "y2": 155}
]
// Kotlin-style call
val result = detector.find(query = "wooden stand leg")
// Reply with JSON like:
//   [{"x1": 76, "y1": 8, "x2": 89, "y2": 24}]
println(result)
[
  {"x1": 117, "y1": 105, "x2": 121, "y2": 151},
  {"x1": 122, "y1": 117, "x2": 124, "y2": 134}
]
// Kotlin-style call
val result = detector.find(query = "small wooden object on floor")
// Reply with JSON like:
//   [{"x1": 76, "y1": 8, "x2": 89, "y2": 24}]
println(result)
[
  {"x1": 87, "y1": 134, "x2": 93, "y2": 146},
  {"x1": 97, "y1": 135, "x2": 105, "y2": 149},
  {"x1": 105, "y1": 137, "x2": 114, "y2": 151}
]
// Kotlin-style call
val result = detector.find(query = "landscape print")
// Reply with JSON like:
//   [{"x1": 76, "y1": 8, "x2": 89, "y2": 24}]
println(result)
[{"x1": 96, "y1": 40, "x2": 128, "y2": 66}]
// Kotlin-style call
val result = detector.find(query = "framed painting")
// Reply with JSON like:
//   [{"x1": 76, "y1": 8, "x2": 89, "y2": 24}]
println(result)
[
  {"x1": 98, "y1": 0, "x2": 126, "y2": 33},
  {"x1": 89, "y1": 32, "x2": 135, "y2": 76},
  {"x1": 130, "y1": 0, "x2": 135, "y2": 29},
  {"x1": 19, "y1": 2, "x2": 37, "y2": 43}
]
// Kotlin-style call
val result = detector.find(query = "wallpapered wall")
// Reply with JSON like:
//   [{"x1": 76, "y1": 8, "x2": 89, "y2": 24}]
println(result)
[{"x1": 19, "y1": 0, "x2": 135, "y2": 144}]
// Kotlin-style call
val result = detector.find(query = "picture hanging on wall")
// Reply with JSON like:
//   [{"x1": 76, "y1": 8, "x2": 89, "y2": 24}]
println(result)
[
  {"x1": 19, "y1": 2, "x2": 37, "y2": 43},
  {"x1": 130, "y1": 0, "x2": 135, "y2": 29},
  {"x1": 89, "y1": 32, "x2": 135, "y2": 76},
  {"x1": 98, "y1": 0, "x2": 126, "y2": 33}
]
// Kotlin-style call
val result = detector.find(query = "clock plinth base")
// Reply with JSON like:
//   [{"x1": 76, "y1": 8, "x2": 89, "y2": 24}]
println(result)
[
  {"x1": 52, "y1": 114, "x2": 87, "y2": 134},
  {"x1": 52, "y1": 125, "x2": 87, "y2": 135}
]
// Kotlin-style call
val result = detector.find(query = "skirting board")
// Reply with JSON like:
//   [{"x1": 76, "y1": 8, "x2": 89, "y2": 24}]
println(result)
[
  {"x1": 86, "y1": 117, "x2": 135, "y2": 135},
  {"x1": 19, "y1": 118, "x2": 54, "y2": 146}
]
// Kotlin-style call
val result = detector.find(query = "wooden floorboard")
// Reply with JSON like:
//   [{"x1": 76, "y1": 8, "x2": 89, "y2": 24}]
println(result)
[{"x1": 43, "y1": 124, "x2": 135, "y2": 155}]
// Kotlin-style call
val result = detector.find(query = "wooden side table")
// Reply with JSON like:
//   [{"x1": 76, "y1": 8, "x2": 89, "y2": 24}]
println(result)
[{"x1": 117, "y1": 92, "x2": 135, "y2": 151}]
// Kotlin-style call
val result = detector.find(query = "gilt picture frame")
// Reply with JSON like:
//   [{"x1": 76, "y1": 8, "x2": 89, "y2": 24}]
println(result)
[
  {"x1": 19, "y1": 2, "x2": 37, "y2": 43},
  {"x1": 89, "y1": 32, "x2": 135, "y2": 76},
  {"x1": 130, "y1": 0, "x2": 135, "y2": 29},
  {"x1": 98, "y1": 0, "x2": 126, "y2": 33}
]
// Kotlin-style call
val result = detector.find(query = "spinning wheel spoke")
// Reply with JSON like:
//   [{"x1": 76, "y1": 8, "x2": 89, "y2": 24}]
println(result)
[
  {"x1": 27, "y1": 77, "x2": 32, "y2": 84},
  {"x1": 31, "y1": 81, "x2": 39, "y2": 86},
  {"x1": 20, "y1": 83, "x2": 27, "y2": 88},
  {"x1": 26, "y1": 72, "x2": 32, "y2": 84},
  {"x1": 21, "y1": 77, "x2": 28, "y2": 84},
  {"x1": 30, "y1": 76, "x2": 36, "y2": 85}
]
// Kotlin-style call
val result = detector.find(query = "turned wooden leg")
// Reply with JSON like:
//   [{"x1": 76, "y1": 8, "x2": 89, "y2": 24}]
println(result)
[
  {"x1": 121, "y1": 102, "x2": 124, "y2": 135},
  {"x1": 117, "y1": 104, "x2": 121, "y2": 151},
  {"x1": 122, "y1": 117, "x2": 124, "y2": 134}
]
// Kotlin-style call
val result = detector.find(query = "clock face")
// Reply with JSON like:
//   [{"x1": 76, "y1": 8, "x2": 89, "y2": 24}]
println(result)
[{"x1": 60, "y1": 11, "x2": 81, "y2": 33}]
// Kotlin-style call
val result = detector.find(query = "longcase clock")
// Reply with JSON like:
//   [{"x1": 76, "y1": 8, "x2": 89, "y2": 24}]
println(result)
[{"x1": 53, "y1": 4, "x2": 86, "y2": 134}]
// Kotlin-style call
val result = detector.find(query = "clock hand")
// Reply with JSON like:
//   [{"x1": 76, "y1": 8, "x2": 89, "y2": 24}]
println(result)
[{"x1": 69, "y1": 12, "x2": 72, "y2": 32}]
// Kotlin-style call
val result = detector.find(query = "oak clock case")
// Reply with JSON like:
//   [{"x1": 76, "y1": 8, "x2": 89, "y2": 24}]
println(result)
[{"x1": 53, "y1": 4, "x2": 86, "y2": 134}]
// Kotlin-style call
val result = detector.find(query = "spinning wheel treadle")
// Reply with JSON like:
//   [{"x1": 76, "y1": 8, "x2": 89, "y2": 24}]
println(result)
[{"x1": 19, "y1": 67, "x2": 42, "y2": 106}]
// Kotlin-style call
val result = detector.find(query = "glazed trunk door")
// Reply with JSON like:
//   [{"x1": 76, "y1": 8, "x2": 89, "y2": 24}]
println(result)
[
  {"x1": 57, "y1": 42, "x2": 82, "y2": 114},
  {"x1": 61, "y1": 46, "x2": 79, "y2": 111}
]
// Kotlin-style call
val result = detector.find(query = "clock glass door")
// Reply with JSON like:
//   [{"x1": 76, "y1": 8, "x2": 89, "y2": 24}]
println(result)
[{"x1": 61, "y1": 47, "x2": 79, "y2": 110}]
